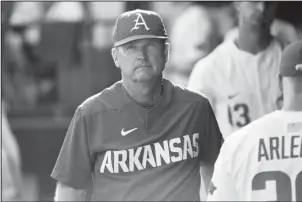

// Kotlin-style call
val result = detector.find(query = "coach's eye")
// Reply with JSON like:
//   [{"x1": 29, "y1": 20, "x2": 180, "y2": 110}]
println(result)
[
  {"x1": 149, "y1": 41, "x2": 160, "y2": 48},
  {"x1": 126, "y1": 44, "x2": 135, "y2": 50}
]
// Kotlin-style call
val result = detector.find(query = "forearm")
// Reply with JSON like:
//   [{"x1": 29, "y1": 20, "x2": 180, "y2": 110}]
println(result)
[
  {"x1": 200, "y1": 164, "x2": 214, "y2": 191},
  {"x1": 54, "y1": 182, "x2": 87, "y2": 201},
  {"x1": 199, "y1": 163, "x2": 214, "y2": 201}
]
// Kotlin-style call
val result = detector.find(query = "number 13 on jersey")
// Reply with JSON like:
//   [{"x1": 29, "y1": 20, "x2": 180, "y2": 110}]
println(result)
[{"x1": 228, "y1": 103, "x2": 251, "y2": 127}]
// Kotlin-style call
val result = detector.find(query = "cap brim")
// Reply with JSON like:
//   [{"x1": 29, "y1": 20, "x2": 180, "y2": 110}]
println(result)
[{"x1": 114, "y1": 35, "x2": 168, "y2": 47}]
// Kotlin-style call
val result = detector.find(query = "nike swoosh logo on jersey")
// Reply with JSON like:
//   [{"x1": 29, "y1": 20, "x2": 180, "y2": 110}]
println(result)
[
  {"x1": 228, "y1": 93, "x2": 239, "y2": 100},
  {"x1": 121, "y1": 128, "x2": 138, "y2": 136}
]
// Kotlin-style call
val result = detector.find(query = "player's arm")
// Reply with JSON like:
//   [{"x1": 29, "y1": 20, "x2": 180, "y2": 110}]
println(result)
[
  {"x1": 51, "y1": 106, "x2": 93, "y2": 201},
  {"x1": 1, "y1": 113, "x2": 23, "y2": 201},
  {"x1": 54, "y1": 182, "x2": 86, "y2": 201},
  {"x1": 1, "y1": 149, "x2": 22, "y2": 201}
]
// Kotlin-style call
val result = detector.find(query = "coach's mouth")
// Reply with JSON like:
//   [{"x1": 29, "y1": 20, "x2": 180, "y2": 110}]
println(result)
[{"x1": 135, "y1": 65, "x2": 152, "y2": 70}]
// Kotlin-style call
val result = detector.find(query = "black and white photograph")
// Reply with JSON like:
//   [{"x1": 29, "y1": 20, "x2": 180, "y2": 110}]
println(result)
[{"x1": 1, "y1": 1, "x2": 302, "y2": 201}]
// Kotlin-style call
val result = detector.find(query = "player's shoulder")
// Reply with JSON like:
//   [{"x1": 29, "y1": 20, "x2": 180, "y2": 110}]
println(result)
[
  {"x1": 193, "y1": 40, "x2": 233, "y2": 73},
  {"x1": 222, "y1": 111, "x2": 282, "y2": 167},
  {"x1": 78, "y1": 81, "x2": 123, "y2": 116},
  {"x1": 233, "y1": 111, "x2": 281, "y2": 139},
  {"x1": 225, "y1": 111, "x2": 281, "y2": 155},
  {"x1": 171, "y1": 81, "x2": 210, "y2": 107}
]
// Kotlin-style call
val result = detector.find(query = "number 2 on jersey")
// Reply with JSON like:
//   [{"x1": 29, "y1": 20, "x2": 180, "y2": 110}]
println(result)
[
  {"x1": 252, "y1": 170, "x2": 302, "y2": 201},
  {"x1": 228, "y1": 103, "x2": 251, "y2": 127}
]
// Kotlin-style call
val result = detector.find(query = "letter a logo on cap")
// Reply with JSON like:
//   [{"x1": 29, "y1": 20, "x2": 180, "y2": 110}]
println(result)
[{"x1": 131, "y1": 13, "x2": 150, "y2": 32}]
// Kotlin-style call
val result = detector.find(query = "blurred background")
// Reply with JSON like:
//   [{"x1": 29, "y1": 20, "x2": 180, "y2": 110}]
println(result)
[{"x1": 1, "y1": 1, "x2": 302, "y2": 201}]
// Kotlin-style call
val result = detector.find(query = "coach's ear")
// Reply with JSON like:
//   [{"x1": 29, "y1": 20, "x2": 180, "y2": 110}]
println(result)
[
  {"x1": 164, "y1": 42, "x2": 170, "y2": 64},
  {"x1": 277, "y1": 74, "x2": 284, "y2": 109},
  {"x1": 111, "y1": 48, "x2": 120, "y2": 68}
]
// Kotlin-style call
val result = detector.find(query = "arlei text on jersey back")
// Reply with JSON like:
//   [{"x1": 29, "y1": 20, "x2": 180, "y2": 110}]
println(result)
[
  {"x1": 100, "y1": 133, "x2": 199, "y2": 173},
  {"x1": 258, "y1": 135, "x2": 302, "y2": 161}
]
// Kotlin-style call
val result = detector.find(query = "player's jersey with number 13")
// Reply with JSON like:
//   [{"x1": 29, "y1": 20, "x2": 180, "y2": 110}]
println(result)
[{"x1": 188, "y1": 36, "x2": 283, "y2": 139}]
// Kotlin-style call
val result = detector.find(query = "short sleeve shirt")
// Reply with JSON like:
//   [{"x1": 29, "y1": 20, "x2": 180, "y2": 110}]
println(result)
[{"x1": 51, "y1": 79, "x2": 223, "y2": 201}]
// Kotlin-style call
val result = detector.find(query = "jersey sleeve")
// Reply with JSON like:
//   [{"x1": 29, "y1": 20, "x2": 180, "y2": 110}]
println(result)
[
  {"x1": 207, "y1": 138, "x2": 237, "y2": 201},
  {"x1": 1, "y1": 149, "x2": 22, "y2": 201},
  {"x1": 187, "y1": 57, "x2": 217, "y2": 105},
  {"x1": 51, "y1": 106, "x2": 92, "y2": 190},
  {"x1": 199, "y1": 99, "x2": 223, "y2": 166}
]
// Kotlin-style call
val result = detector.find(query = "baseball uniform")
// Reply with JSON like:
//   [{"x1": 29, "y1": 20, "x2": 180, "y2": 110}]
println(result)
[
  {"x1": 208, "y1": 110, "x2": 302, "y2": 201},
  {"x1": 188, "y1": 36, "x2": 283, "y2": 139}
]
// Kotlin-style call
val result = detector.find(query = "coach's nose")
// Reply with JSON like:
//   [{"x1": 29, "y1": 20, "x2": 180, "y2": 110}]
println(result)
[{"x1": 136, "y1": 46, "x2": 148, "y2": 61}]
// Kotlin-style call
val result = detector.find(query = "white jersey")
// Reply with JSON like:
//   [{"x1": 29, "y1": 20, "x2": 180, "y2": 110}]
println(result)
[
  {"x1": 207, "y1": 110, "x2": 302, "y2": 201},
  {"x1": 187, "y1": 37, "x2": 283, "y2": 139}
]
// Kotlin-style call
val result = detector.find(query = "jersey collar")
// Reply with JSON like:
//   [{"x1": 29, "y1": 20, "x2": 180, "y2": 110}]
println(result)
[
  {"x1": 108, "y1": 78, "x2": 172, "y2": 112},
  {"x1": 123, "y1": 78, "x2": 173, "y2": 111}
]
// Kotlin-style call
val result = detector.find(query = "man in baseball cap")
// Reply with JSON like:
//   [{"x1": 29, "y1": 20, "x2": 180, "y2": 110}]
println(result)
[{"x1": 51, "y1": 9, "x2": 223, "y2": 201}]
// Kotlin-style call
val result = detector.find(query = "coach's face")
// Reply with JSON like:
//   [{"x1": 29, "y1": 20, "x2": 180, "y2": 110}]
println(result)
[
  {"x1": 112, "y1": 38, "x2": 168, "y2": 82},
  {"x1": 236, "y1": 2, "x2": 277, "y2": 27}
]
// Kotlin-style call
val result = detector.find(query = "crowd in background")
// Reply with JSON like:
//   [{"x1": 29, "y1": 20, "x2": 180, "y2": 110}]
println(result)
[
  {"x1": 2, "y1": 2, "x2": 302, "y2": 113},
  {"x1": 2, "y1": 2, "x2": 302, "y2": 111},
  {"x1": 1, "y1": 1, "x2": 302, "y2": 201}
]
